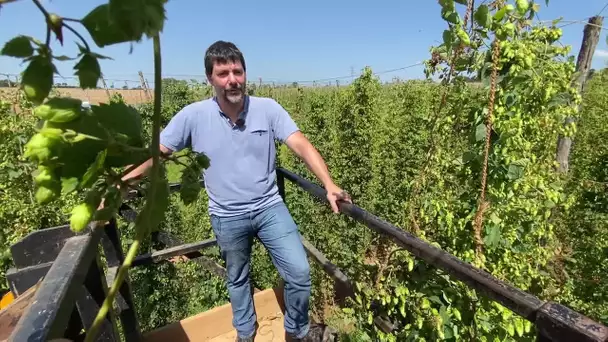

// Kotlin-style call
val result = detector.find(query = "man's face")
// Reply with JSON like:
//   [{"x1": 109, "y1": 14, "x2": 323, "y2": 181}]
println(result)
[{"x1": 208, "y1": 60, "x2": 246, "y2": 105}]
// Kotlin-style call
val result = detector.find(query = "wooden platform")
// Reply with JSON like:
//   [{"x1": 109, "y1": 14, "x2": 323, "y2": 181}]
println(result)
[
  {"x1": 0, "y1": 282, "x2": 41, "y2": 341},
  {"x1": 143, "y1": 287, "x2": 287, "y2": 341}
]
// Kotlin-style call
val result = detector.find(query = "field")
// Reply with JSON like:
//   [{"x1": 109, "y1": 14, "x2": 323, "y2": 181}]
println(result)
[
  {"x1": 0, "y1": 87, "x2": 151, "y2": 111},
  {"x1": 1, "y1": 1, "x2": 607, "y2": 341},
  {"x1": 3, "y1": 71, "x2": 607, "y2": 340}
]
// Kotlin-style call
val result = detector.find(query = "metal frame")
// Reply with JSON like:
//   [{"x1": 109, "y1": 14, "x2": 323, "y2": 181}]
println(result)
[{"x1": 276, "y1": 167, "x2": 608, "y2": 342}]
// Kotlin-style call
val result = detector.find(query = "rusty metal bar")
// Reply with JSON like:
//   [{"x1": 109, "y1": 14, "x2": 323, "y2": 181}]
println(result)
[
  {"x1": 276, "y1": 167, "x2": 608, "y2": 342},
  {"x1": 299, "y1": 233, "x2": 354, "y2": 299},
  {"x1": 131, "y1": 238, "x2": 217, "y2": 267}
]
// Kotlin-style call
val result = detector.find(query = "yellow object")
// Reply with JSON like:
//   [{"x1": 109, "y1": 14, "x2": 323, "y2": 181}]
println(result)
[{"x1": 0, "y1": 291, "x2": 14, "y2": 309}]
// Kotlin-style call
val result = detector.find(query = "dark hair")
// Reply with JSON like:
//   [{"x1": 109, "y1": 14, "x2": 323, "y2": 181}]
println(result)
[{"x1": 204, "y1": 40, "x2": 246, "y2": 76}]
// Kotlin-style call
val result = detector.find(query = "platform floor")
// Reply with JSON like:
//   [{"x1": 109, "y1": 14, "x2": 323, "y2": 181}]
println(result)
[
  {"x1": 143, "y1": 287, "x2": 287, "y2": 342},
  {"x1": 209, "y1": 311, "x2": 286, "y2": 341}
]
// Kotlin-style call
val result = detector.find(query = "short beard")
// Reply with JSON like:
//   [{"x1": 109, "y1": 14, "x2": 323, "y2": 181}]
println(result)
[{"x1": 223, "y1": 85, "x2": 245, "y2": 104}]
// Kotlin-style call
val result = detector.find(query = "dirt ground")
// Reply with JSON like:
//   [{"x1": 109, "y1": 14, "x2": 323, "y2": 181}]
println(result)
[{"x1": 0, "y1": 87, "x2": 152, "y2": 106}]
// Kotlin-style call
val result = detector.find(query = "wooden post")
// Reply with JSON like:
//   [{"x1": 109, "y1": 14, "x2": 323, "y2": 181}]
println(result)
[
  {"x1": 11, "y1": 75, "x2": 19, "y2": 113},
  {"x1": 138, "y1": 71, "x2": 151, "y2": 101},
  {"x1": 556, "y1": 16, "x2": 603, "y2": 173},
  {"x1": 101, "y1": 76, "x2": 112, "y2": 101},
  {"x1": 144, "y1": 77, "x2": 152, "y2": 96}
]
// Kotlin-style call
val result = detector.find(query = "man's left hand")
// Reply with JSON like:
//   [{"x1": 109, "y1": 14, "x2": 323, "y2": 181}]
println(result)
[{"x1": 325, "y1": 183, "x2": 352, "y2": 214}]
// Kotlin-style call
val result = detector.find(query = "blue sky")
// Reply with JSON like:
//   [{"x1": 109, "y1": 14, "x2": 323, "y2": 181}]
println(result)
[{"x1": 1, "y1": 0, "x2": 608, "y2": 87}]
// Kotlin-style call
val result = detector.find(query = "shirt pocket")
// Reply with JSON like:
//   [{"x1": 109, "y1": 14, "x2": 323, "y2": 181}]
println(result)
[{"x1": 248, "y1": 128, "x2": 270, "y2": 159}]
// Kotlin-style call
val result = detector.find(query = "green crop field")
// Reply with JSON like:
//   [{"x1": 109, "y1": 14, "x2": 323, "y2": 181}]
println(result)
[{"x1": 1, "y1": 0, "x2": 607, "y2": 341}]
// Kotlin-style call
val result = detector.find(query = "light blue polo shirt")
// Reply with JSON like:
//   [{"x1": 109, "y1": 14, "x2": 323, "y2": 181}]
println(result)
[{"x1": 159, "y1": 95, "x2": 299, "y2": 217}]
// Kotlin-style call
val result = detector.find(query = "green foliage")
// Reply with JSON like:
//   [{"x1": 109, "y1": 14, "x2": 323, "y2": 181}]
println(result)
[
  {"x1": 1, "y1": 36, "x2": 35, "y2": 58},
  {"x1": 0, "y1": 0, "x2": 210, "y2": 339},
  {"x1": 552, "y1": 68, "x2": 608, "y2": 325},
  {"x1": 0, "y1": 97, "x2": 80, "y2": 293},
  {"x1": 0, "y1": 0, "x2": 606, "y2": 339},
  {"x1": 325, "y1": 2, "x2": 587, "y2": 340}
]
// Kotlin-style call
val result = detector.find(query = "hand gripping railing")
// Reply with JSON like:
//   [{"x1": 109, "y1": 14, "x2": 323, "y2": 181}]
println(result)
[{"x1": 276, "y1": 167, "x2": 608, "y2": 342}]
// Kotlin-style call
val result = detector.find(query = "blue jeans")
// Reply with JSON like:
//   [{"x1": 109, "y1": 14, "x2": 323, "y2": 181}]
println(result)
[{"x1": 210, "y1": 200, "x2": 311, "y2": 338}]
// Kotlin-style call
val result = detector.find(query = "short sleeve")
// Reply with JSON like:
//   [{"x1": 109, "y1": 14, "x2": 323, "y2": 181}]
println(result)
[
  {"x1": 159, "y1": 106, "x2": 193, "y2": 152},
  {"x1": 269, "y1": 99, "x2": 299, "y2": 143}
]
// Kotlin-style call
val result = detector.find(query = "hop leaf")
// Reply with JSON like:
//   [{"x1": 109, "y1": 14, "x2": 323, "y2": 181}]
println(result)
[
  {"x1": 194, "y1": 153, "x2": 210, "y2": 169},
  {"x1": 21, "y1": 55, "x2": 55, "y2": 105},
  {"x1": 81, "y1": 149, "x2": 107, "y2": 189},
  {"x1": 438, "y1": 0, "x2": 455, "y2": 11},
  {"x1": 442, "y1": 30, "x2": 454, "y2": 46},
  {"x1": 1, "y1": 36, "x2": 34, "y2": 58},
  {"x1": 474, "y1": 5, "x2": 491, "y2": 29},
  {"x1": 74, "y1": 53, "x2": 101, "y2": 89},
  {"x1": 81, "y1": 4, "x2": 133, "y2": 47},
  {"x1": 136, "y1": 172, "x2": 170, "y2": 234},
  {"x1": 109, "y1": 0, "x2": 167, "y2": 40},
  {"x1": 441, "y1": 9, "x2": 461, "y2": 24},
  {"x1": 91, "y1": 102, "x2": 145, "y2": 167},
  {"x1": 94, "y1": 186, "x2": 123, "y2": 221},
  {"x1": 82, "y1": 0, "x2": 167, "y2": 47},
  {"x1": 92, "y1": 102, "x2": 144, "y2": 148},
  {"x1": 179, "y1": 166, "x2": 201, "y2": 205}
]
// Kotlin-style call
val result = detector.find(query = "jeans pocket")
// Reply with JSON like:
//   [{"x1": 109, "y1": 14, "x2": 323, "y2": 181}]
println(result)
[{"x1": 210, "y1": 215, "x2": 222, "y2": 237}]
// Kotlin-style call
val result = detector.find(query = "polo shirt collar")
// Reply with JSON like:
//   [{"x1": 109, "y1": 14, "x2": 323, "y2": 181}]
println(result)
[{"x1": 213, "y1": 95, "x2": 249, "y2": 127}]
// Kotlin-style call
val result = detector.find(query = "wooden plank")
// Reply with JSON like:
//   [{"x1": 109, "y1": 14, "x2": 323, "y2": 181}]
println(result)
[
  {"x1": 6, "y1": 263, "x2": 52, "y2": 296},
  {"x1": 142, "y1": 287, "x2": 285, "y2": 342},
  {"x1": 154, "y1": 232, "x2": 227, "y2": 279},
  {"x1": 8, "y1": 225, "x2": 104, "y2": 341},
  {"x1": 10, "y1": 225, "x2": 75, "y2": 268},
  {"x1": 0, "y1": 282, "x2": 41, "y2": 341},
  {"x1": 131, "y1": 238, "x2": 217, "y2": 267}
]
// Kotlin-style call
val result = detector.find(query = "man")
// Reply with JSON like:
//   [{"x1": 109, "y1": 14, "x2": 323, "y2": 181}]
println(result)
[{"x1": 120, "y1": 40, "x2": 351, "y2": 341}]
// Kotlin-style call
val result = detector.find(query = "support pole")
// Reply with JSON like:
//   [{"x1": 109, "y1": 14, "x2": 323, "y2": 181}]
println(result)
[{"x1": 556, "y1": 16, "x2": 603, "y2": 173}]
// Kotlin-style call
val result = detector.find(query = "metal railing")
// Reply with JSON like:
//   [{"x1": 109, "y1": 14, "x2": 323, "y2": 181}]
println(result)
[
  {"x1": 3, "y1": 167, "x2": 607, "y2": 341},
  {"x1": 276, "y1": 167, "x2": 608, "y2": 342}
]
